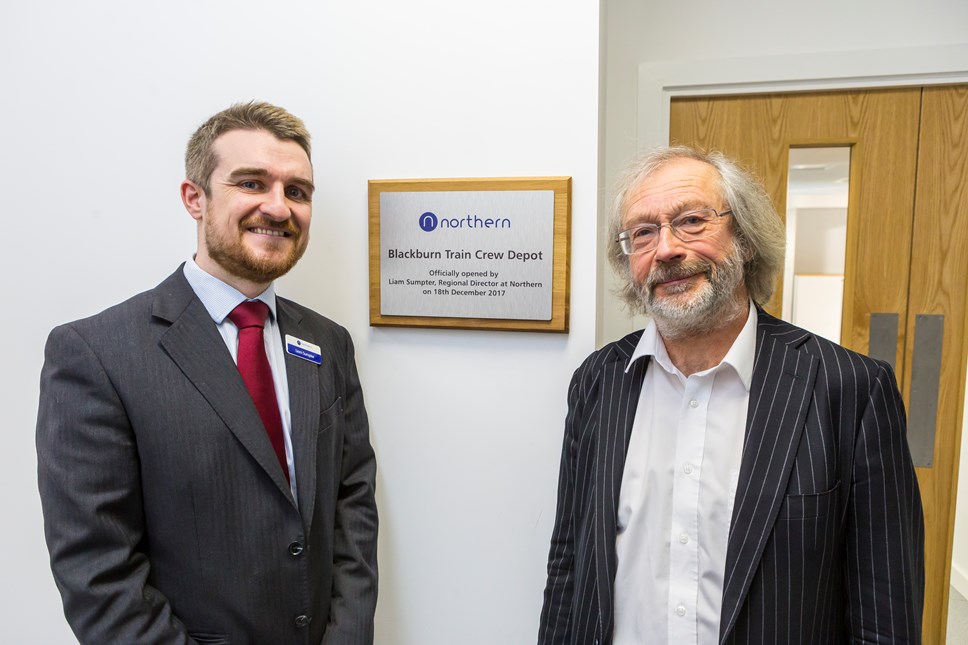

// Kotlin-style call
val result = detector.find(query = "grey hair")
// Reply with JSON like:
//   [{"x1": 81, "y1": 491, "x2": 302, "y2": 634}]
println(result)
[{"x1": 607, "y1": 145, "x2": 785, "y2": 314}]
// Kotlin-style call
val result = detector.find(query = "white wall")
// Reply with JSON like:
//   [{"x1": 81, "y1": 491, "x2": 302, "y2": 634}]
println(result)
[
  {"x1": 792, "y1": 208, "x2": 847, "y2": 275},
  {"x1": 0, "y1": 2, "x2": 600, "y2": 643},
  {"x1": 953, "y1": 365, "x2": 968, "y2": 600}
]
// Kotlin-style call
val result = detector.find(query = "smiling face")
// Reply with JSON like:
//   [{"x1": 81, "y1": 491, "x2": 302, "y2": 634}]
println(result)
[
  {"x1": 181, "y1": 128, "x2": 315, "y2": 295},
  {"x1": 622, "y1": 157, "x2": 748, "y2": 337}
]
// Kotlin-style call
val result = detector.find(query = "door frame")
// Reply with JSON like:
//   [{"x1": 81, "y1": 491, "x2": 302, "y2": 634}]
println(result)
[
  {"x1": 631, "y1": 43, "x2": 968, "y2": 599},
  {"x1": 628, "y1": 44, "x2": 968, "y2": 333},
  {"x1": 636, "y1": 43, "x2": 968, "y2": 152}
]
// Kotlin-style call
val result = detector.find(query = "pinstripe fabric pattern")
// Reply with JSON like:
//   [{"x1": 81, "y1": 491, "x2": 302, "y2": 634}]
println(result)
[{"x1": 538, "y1": 312, "x2": 924, "y2": 645}]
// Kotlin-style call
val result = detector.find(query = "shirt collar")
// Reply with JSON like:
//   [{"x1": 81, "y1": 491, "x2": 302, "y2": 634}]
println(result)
[
  {"x1": 182, "y1": 258, "x2": 277, "y2": 324},
  {"x1": 721, "y1": 303, "x2": 757, "y2": 391},
  {"x1": 625, "y1": 300, "x2": 758, "y2": 391}
]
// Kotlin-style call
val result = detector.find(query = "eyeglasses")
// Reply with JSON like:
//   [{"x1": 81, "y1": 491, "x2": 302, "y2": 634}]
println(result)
[{"x1": 616, "y1": 208, "x2": 733, "y2": 255}]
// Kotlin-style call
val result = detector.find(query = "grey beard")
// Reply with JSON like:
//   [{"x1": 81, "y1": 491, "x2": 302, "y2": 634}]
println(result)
[{"x1": 636, "y1": 248, "x2": 746, "y2": 340}]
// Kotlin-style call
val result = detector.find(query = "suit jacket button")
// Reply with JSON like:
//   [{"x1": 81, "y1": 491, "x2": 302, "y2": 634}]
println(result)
[
  {"x1": 295, "y1": 614, "x2": 311, "y2": 628},
  {"x1": 288, "y1": 541, "x2": 304, "y2": 556}
]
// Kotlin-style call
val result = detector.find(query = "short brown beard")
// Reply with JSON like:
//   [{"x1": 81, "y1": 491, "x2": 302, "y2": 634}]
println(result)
[{"x1": 206, "y1": 216, "x2": 306, "y2": 285}]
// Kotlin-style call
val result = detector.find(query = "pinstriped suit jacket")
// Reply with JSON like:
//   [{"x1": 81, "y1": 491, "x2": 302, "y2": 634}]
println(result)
[
  {"x1": 37, "y1": 267, "x2": 377, "y2": 645},
  {"x1": 538, "y1": 312, "x2": 924, "y2": 644}
]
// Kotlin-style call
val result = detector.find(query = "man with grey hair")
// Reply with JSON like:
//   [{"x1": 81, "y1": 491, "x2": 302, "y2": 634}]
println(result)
[
  {"x1": 37, "y1": 102, "x2": 377, "y2": 644},
  {"x1": 538, "y1": 146, "x2": 923, "y2": 644}
]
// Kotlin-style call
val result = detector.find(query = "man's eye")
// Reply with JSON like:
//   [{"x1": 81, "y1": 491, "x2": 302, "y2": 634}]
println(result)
[
  {"x1": 632, "y1": 226, "x2": 657, "y2": 239},
  {"x1": 677, "y1": 215, "x2": 705, "y2": 227},
  {"x1": 286, "y1": 186, "x2": 308, "y2": 200},
  {"x1": 239, "y1": 180, "x2": 262, "y2": 190}
]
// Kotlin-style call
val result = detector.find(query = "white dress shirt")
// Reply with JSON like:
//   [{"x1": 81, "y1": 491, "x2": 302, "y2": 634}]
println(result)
[
  {"x1": 182, "y1": 259, "x2": 298, "y2": 501},
  {"x1": 613, "y1": 305, "x2": 757, "y2": 645}
]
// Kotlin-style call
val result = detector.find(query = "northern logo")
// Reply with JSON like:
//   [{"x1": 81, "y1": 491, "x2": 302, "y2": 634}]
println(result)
[
  {"x1": 417, "y1": 211, "x2": 511, "y2": 231},
  {"x1": 419, "y1": 211, "x2": 438, "y2": 232}
]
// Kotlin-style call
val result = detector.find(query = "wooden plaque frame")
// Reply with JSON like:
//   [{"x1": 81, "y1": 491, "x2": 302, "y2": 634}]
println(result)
[{"x1": 368, "y1": 177, "x2": 571, "y2": 332}]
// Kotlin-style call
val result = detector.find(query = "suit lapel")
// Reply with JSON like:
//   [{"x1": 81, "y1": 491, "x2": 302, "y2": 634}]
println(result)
[
  {"x1": 276, "y1": 299, "x2": 321, "y2": 533},
  {"x1": 594, "y1": 339, "x2": 648, "y2": 637},
  {"x1": 719, "y1": 316, "x2": 818, "y2": 642},
  {"x1": 153, "y1": 269, "x2": 295, "y2": 505}
]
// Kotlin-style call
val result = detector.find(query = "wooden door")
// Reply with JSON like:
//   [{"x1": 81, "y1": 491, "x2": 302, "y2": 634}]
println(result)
[{"x1": 670, "y1": 86, "x2": 968, "y2": 644}]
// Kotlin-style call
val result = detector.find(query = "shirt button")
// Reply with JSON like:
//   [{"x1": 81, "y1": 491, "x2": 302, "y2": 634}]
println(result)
[
  {"x1": 683, "y1": 463, "x2": 693, "y2": 475},
  {"x1": 689, "y1": 399, "x2": 699, "y2": 408},
  {"x1": 288, "y1": 541, "x2": 304, "y2": 556},
  {"x1": 679, "y1": 532, "x2": 689, "y2": 544},
  {"x1": 295, "y1": 614, "x2": 311, "y2": 628},
  {"x1": 676, "y1": 605, "x2": 686, "y2": 617}
]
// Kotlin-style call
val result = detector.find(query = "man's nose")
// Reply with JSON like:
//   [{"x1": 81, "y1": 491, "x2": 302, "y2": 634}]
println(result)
[
  {"x1": 260, "y1": 185, "x2": 291, "y2": 220},
  {"x1": 652, "y1": 224, "x2": 686, "y2": 262}
]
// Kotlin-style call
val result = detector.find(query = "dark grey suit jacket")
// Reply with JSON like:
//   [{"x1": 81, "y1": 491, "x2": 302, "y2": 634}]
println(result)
[
  {"x1": 538, "y1": 312, "x2": 924, "y2": 644},
  {"x1": 37, "y1": 267, "x2": 377, "y2": 645}
]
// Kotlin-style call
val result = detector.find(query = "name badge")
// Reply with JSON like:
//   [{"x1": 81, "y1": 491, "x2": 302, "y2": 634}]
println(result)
[{"x1": 286, "y1": 335, "x2": 322, "y2": 365}]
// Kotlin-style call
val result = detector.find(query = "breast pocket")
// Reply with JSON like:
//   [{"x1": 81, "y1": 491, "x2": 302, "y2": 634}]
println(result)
[
  {"x1": 319, "y1": 396, "x2": 342, "y2": 436},
  {"x1": 772, "y1": 482, "x2": 842, "y2": 593},
  {"x1": 188, "y1": 633, "x2": 229, "y2": 645},
  {"x1": 778, "y1": 482, "x2": 840, "y2": 520}
]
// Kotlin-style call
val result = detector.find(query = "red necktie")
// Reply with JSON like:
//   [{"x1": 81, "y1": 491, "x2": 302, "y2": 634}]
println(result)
[{"x1": 228, "y1": 301, "x2": 289, "y2": 483}]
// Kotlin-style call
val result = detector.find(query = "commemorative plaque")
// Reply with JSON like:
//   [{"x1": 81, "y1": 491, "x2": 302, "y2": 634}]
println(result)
[{"x1": 369, "y1": 177, "x2": 570, "y2": 332}]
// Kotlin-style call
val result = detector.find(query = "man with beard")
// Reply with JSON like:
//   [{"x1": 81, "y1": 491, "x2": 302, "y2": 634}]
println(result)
[
  {"x1": 538, "y1": 147, "x2": 924, "y2": 644},
  {"x1": 37, "y1": 102, "x2": 377, "y2": 645}
]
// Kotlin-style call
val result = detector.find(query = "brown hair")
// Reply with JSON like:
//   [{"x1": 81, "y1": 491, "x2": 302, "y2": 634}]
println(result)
[{"x1": 185, "y1": 101, "x2": 311, "y2": 195}]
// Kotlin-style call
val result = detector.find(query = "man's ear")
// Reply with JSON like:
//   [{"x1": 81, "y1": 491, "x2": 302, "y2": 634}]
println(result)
[
  {"x1": 732, "y1": 226, "x2": 755, "y2": 262},
  {"x1": 181, "y1": 180, "x2": 205, "y2": 222}
]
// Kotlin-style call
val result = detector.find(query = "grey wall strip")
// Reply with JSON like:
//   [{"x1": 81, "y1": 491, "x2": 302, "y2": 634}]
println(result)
[
  {"x1": 908, "y1": 314, "x2": 944, "y2": 468},
  {"x1": 869, "y1": 313, "x2": 900, "y2": 373}
]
